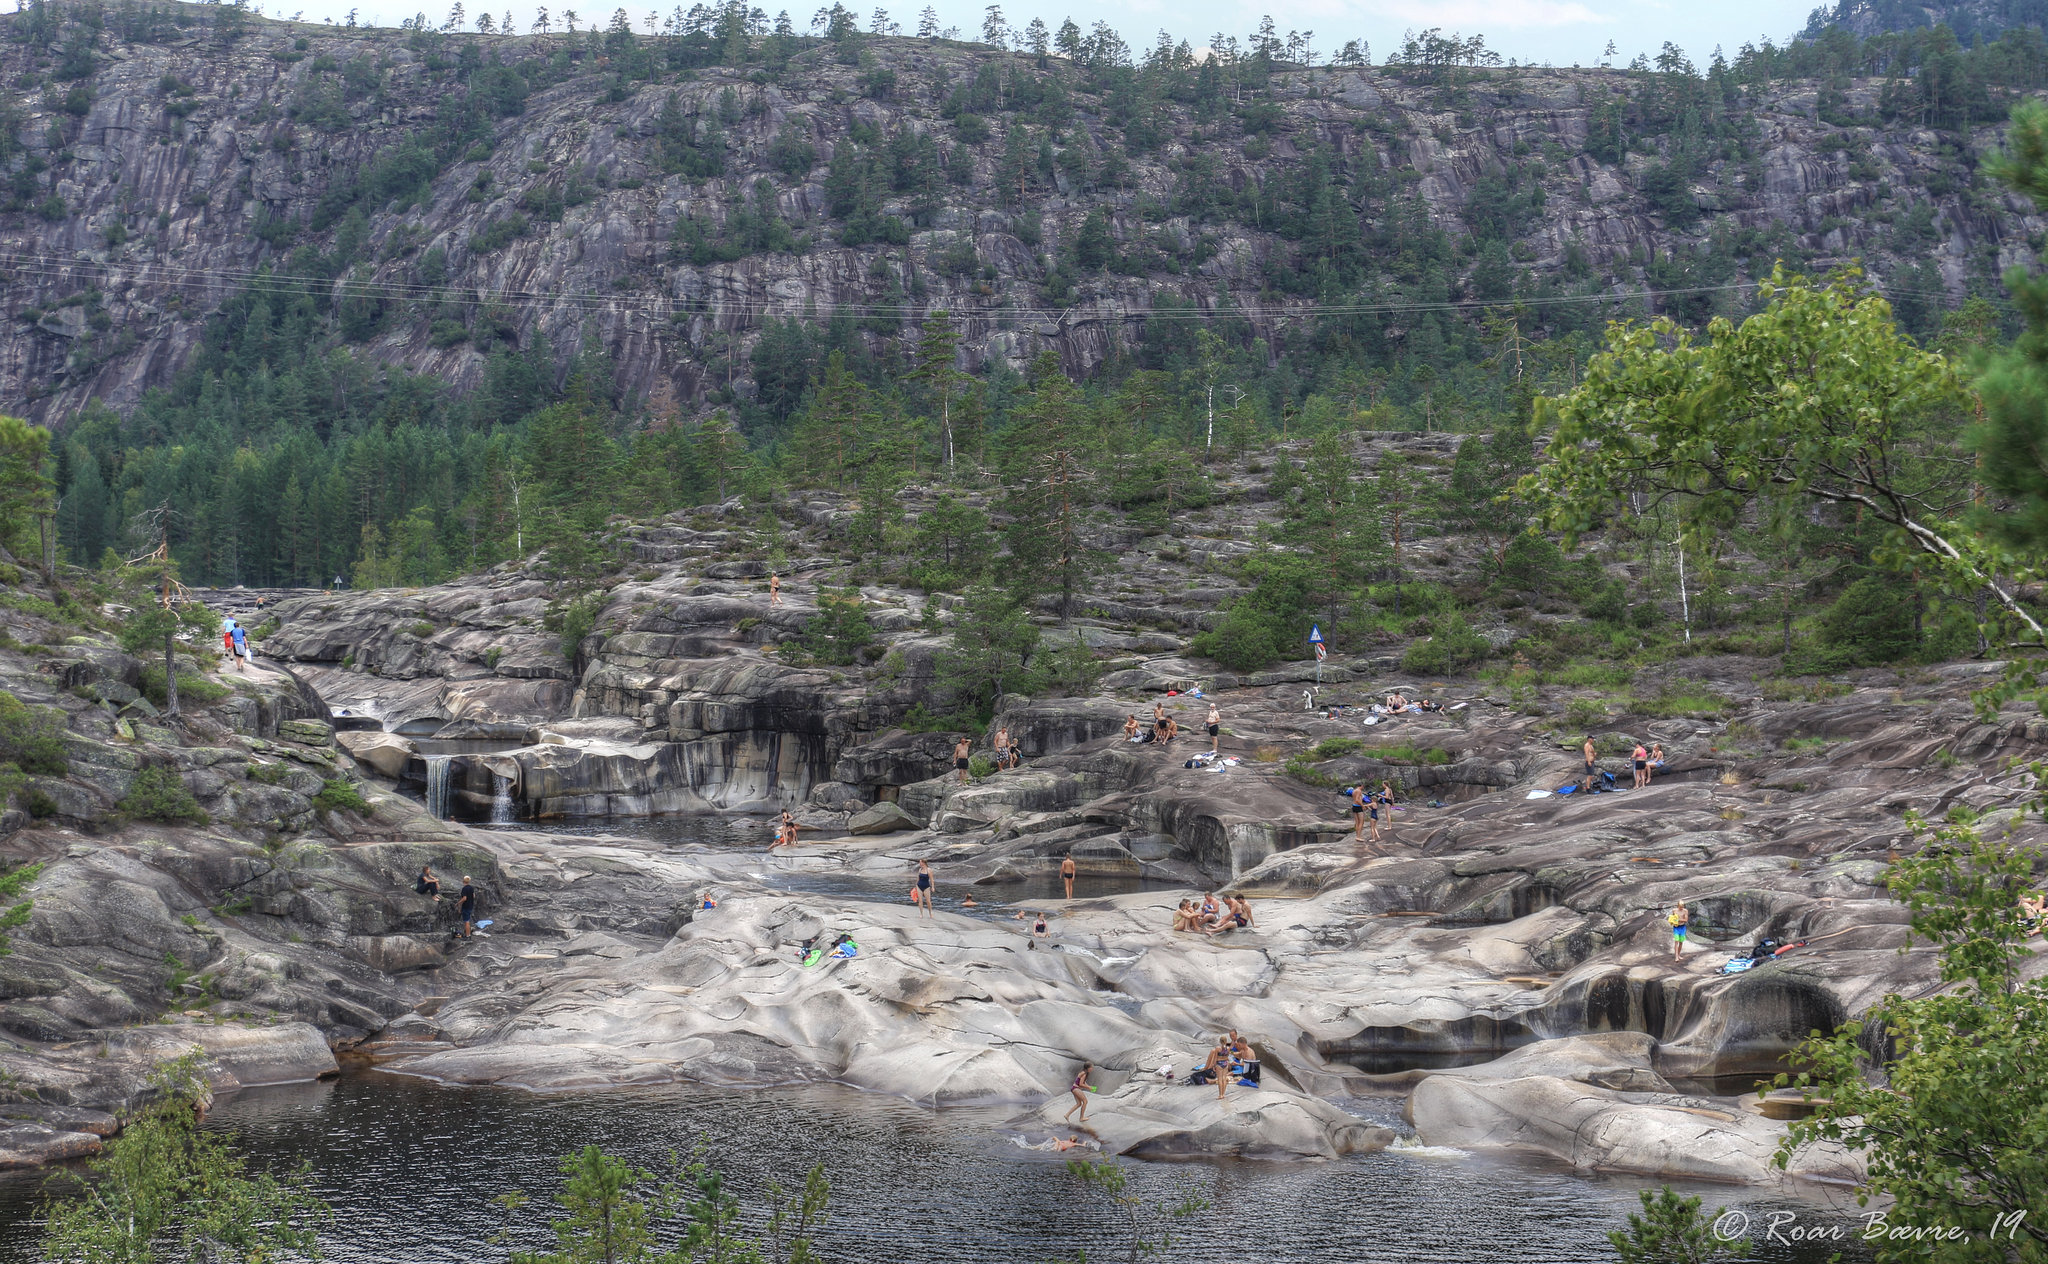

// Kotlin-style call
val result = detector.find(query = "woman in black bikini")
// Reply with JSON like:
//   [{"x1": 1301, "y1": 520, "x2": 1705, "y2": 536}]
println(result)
[
  {"x1": 914, "y1": 859, "x2": 935, "y2": 919},
  {"x1": 1065, "y1": 1063, "x2": 1093, "y2": 1123}
]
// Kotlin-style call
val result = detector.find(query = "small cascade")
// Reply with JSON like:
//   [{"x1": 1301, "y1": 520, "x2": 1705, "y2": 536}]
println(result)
[
  {"x1": 489, "y1": 772, "x2": 516, "y2": 824},
  {"x1": 424, "y1": 756, "x2": 452, "y2": 819}
]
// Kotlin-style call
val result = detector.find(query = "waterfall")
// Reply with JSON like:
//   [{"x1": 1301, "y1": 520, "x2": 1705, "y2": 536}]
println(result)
[
  {"x1": 425, "y1": 756, "x2": 452, "y2": 819},
  {"x1": 489, "y1": 772, "x2": 515, "y2": 825}
]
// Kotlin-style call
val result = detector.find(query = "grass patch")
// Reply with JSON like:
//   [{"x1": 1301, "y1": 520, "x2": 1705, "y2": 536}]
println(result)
[
  {"x1": 1630, "y1": 681, "x2": 1734, "y2": 718},
  {"x1": 246, "y1": 761, "x2": 291, "y2": 785},
  {"x1": 408, "y1": 621, "x2": 435, "y2": 638},
  {"x1": 1304, "y1": 737, "x2": 1362, "y2": 761},
  {"x1": 1360, "y1": 743, "x2": 1454, "y2": 766},
  {"x1": 141, "y1": 665, "x2": 232, "y2": 709},
  {"x1": 1549, "y1": 662, "x2": 1635, "y2": 689},
  {"x1": 1282, "y1": 754, "x2": 1336, "y2": 786},
  {"x1": 1780, "y1": 736, "x2": 1842, "y2": 752},
  {"x1": 312, "y1": 778, "x2": 370, "y2": 814}
]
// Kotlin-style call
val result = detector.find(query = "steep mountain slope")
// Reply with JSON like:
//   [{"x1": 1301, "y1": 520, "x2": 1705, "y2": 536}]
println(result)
[{"x1": 2, "y1": 3, "x2": 2040, "y2": 426}]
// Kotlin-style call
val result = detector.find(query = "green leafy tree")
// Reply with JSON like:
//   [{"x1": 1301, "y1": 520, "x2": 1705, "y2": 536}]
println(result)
[
  {"x1": 906, "y1": 311, "x2": 971, "y2": 468},
  {"x1": 1059, "y1": 1157, "x2": 1208, "y2": 1264},
  {"x1": 933, "y1": 583, "x2": 1039, "y2": 722},
  {"x1": 501, "y1": 1143, "x2": 829, "y2": 1264},
  {"x1": 1370, "y1": 450, "x2": 1432, "y2": 619},
  {"x1": 1000, "y1": 355, "x2": 1101, "y2": 621},
  {"x1": 798, "y1": 586, "x2": 875, "y2": 665},
  {"x1": 1774, "y1": 813, "x2": 2048, "y2": 1261},
  {"x1": 1607, "y1": 1186, "x2": 1747, "y2": 1264},
  {"x1": 1275, "y1": 432, "x2": 1386, "y2": 644},
  {"x1": 1523, "y1": 268, "x2": 2015, "y2": 637},
  {"x1": 39, "y1": 1055, "x2": 331, "y2": 1261},
  {"x1": 908, "y1": 494, "x2": 994, "y2": 592},
  {"x1": 0, "y1": 413, "x2": 55, "y2": 574},
  {"x1": 114, "y1": 556, "x2": 219, "y2": 720}
]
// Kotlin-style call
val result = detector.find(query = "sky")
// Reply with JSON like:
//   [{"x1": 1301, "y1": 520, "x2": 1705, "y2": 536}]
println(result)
[{"x1": 242, "y1": 0, "x2": 1820, "y2": 71}]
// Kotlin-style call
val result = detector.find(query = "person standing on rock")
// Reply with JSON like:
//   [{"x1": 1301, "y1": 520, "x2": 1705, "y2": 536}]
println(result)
[
  {"x1": 915, "y1": 859, "x2": 935, "y2": 919},
  {"x1": 1348, "y1": 784, "x2": 1368, "y2": 841},
  {"x1": 1667, "y1": 900, "x2": 1690, "y2": 960},
  {"x1": 993, "y1": 726, "x2": 1016, "y2": 770},
  {"x1": 1065, "y1": 1063, "x2": 1093, "y2": 1124},
  {"x1": 457, "y1": 876, "x2": 478, "y2": 939},
  {"x1": 1632, "y1": 741, "x2": 1649, "y2": 790},
  {"x1": 1060, "y1": 854, "x2": 1077, "y2": 900},
  {"x1": 953, "y1": 736, "x2": 972, "y2": 784},
  {"x1": 1206, "y1": 702, "x2": 1221, "y2": 753},
  {"x1": 769, "y1": 572, "x2": 781, "y2": 605},
  {"x1": 1581, "y1": 736, "x2": 1599, "y2": 793}
]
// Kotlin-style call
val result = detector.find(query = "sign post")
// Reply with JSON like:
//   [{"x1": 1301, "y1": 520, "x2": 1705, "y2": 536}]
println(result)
[{"x1": 1310, "y1": 624, "x2": 1325, "y2": 684}]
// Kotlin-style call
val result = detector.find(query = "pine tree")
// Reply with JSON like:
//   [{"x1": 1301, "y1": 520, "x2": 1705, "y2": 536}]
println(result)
[{"x1": 999, "y1": 355, "x2": 1100, "y2": 622}]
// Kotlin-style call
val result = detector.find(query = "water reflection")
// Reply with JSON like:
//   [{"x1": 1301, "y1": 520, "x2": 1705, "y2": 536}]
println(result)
[{"x1": 0, "y1": 1074, "x2": 1873, "y2": 1264}]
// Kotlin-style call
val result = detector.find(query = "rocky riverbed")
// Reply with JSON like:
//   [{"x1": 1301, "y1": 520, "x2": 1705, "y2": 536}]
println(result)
[{"x1": 9, "y1": 529, "x2": 2047, "y2": 1181}]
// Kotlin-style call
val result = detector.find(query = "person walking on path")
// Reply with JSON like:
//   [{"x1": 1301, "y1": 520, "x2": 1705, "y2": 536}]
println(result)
[
  {"x1": 1060, "y1": 854, "x2": 1077, "y2": 900},
  {"x1": 1582, "y1": 736, "x2": 1599, "y2": 793},
  {"x1": 221, "y1": 619, "x2": 238, "y2": 670},
  {"x1": 769, "y1": 572, "x2": 781, "y2": 605},
  {"x1": 1207, "y1": 703, "x2": 1221, "y2": 753},
  {"x1": 230, "y1": 620, "x2": 249, "y2": 670},
  {"x1": 1667, "y1": 900, "x2": 1690, "y2": 960},
  {"x1": 914, "y1": 859, "x2": 935, "y2": 920},
  {"x1": 1065, "y1": 1063, "x2": 1093, "y2": 1124},
  {"x1": 953, "y1": 736, "x2": 972, "y2": 784},
  {"x1": 456, "y1": 876, "x2": 478, "y2": 939}
]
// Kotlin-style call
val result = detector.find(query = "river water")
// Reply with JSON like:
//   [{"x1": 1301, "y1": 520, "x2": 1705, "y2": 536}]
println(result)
[
  {"x1": 0, "y1": 1072, "x2": 1875, "y2": 1263},
  {"x1": 0, "y1": 813, "x2": 1882, "y2": 1261}
]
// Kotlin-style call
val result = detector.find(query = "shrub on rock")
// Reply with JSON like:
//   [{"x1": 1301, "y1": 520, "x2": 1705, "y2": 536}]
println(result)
[{"x1": 117, "y1": 766, "x2": 206, "y2": 825}]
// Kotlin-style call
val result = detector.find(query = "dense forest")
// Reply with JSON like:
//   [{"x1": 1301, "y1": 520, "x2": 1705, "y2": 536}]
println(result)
[{"x1": 8, "y1": 0, "x2": 2048, "y2": 683}]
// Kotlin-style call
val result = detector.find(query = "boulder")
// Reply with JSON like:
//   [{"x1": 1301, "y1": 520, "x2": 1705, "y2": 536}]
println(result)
[
  {"x1": 1008, "y1": 1080, "x2": 1394, "y2": 1160},
  {"x1": 186, "y1": 1022, "x2": 340, "y2": 1087},
  {"x1": 336, "y1": 730, "x2": 417, "y2": 779},
  {"x1": 278, "y1": 719, "x2": 335, "y2": 747},
  {"x1": 847, "y1": 801, "x2": 917, "y2": 835},
  {"x1": 1406, "y1": 1062, "x2": 1861, "y2": 1184},
  {"x1": 0, "y1": 1123, "x2": 102, "y2": 1170}
]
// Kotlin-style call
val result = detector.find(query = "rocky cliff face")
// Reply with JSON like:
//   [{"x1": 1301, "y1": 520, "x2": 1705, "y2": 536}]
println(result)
[{"x1": 4, "y1": 6, "x2": 2036, "y2": 423}]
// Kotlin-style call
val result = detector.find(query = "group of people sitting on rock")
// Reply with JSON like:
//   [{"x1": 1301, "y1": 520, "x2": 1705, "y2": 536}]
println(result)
[
  {"x1": 1123, "y1": 701, "x2": 1225, "y2": 755},
  {"x1": 1185, "y1": 1030, "x2": 1260, "y2": 1098},
  {"x1": 1174, "y1": 892, "x2": 1253, "y2": 934},
  {"x1": 1379, "y1": 693, "x2": 1444, "y2": 715}
]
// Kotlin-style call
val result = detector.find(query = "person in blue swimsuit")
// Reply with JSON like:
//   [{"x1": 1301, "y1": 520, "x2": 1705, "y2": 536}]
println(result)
[{"x1": 914, "y1": 859, "x2": 934, "y2": 920}]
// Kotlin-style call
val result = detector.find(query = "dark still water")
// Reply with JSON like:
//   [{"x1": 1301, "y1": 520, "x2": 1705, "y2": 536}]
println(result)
[{"x1": 0, "y1": 1073, "x2": 1874, "y2": 1263}]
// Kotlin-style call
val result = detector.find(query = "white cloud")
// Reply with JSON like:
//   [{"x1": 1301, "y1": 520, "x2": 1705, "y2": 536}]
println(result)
[{"x1": 1362, "y1": 0, "x2": 1605, "y2": 27}]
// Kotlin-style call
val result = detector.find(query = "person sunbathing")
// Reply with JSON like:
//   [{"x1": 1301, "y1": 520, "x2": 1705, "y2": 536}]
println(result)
[{"x1": 1385, "y1": 693, "x2": 1411, "y2": 713}]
